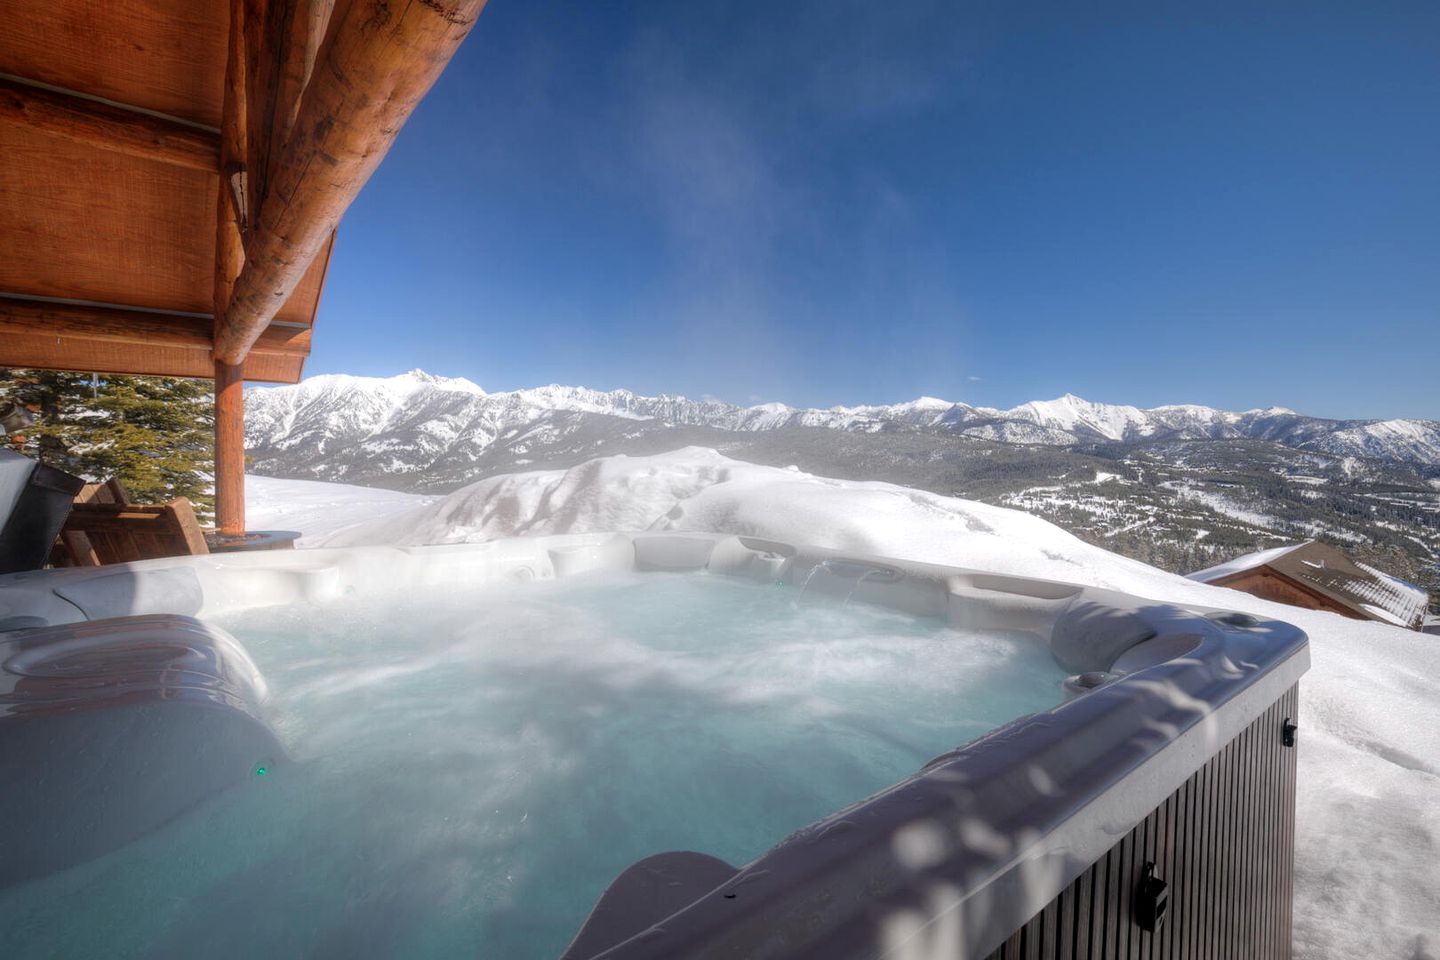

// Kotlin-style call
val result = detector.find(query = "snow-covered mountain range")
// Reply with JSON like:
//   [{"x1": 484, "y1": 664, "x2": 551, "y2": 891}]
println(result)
[{"x1": 246, "y1": 370, "x2": 1440, "y2": 488}]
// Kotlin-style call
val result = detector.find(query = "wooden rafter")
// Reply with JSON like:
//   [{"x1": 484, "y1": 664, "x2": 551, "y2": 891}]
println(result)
[
  {"x1": 268, "y1": 0, "x2": 336, "y2": 193},
  {"x1": 0, "y1": 74, "x2": 219, "y2": 173},
  {"x1": 216, "y1": 0, "x2": 248, "y2": 313},
  {"x1": 0, "y1": 297, "x2": 310, "y2": 382},
  {"x1": 215, "y1": 0, "x2": 487, "y2": 364},
  {"x1": 243, "y1": 0, "x2": 293, "y2": 219},
  {"x1": 0, "y1": 297, "x2": 310, "y2": 358}
]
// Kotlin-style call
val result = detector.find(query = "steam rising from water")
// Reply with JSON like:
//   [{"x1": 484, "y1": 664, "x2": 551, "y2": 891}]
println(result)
[{"x1": 0, "y1": 573, "x2": 1063, "y2": 960}]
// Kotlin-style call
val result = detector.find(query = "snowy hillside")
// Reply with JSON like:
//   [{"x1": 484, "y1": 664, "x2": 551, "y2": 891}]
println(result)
[
  {"x1": 248, "y1": 451, "x2": 1439, "y2": 960},
  {"x1": 245, "y1": 372, "x2": 1440, "y2": 490},
  {"x1": 244, "y1": 475, "x2": 440, "y2": 546}
]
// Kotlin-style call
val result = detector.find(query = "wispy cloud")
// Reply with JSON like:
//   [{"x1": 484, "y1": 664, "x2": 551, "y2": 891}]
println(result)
[{"x1": 603, "y1": 7, "x2": 981, "y2": 400}]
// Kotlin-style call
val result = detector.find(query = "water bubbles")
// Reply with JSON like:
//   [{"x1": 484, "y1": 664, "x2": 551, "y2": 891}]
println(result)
[{"x1": 37, "y1": 573, "x2": 1063, "y2": 960}]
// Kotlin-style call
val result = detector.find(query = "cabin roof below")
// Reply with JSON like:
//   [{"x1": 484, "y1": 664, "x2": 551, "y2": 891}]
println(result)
[{"x1": 1190, "y1": 539, "x2": 1428, "y2": 629}]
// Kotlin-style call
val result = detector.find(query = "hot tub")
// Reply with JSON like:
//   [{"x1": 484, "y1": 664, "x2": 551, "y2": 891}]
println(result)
[{"x1": 0, "y1": 532, "x2": 1308, "y2": 959}]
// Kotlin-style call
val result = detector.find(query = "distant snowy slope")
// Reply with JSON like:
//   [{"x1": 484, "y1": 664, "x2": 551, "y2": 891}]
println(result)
[
  {"x1": 245, "y1": 372, "x2": 1440, "y2": 492},
  {"x1": 246, "y1": 474, "x2": 436, "y2": 546},
  {"x1": 256, "y1": 450, "x2": 1439, "y2": 958},
  {"x1": 1309, "y1": 419, "x2": 1440, "y2": 463}
]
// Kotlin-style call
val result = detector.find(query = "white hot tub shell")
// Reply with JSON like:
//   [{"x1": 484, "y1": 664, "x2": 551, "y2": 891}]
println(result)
[{"x1": 0, "y1": 532, "x2": 1309, "y2": 959}]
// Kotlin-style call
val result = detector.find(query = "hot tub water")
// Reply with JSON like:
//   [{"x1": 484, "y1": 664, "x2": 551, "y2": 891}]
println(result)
[{"x1": 0, "y1": 572, "x2": 1066, "y2": 960}]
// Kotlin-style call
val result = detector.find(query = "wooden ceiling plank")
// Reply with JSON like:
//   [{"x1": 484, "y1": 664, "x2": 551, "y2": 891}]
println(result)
[
  {"x1": 0, "y1": 76, "x2": 220, "y2": 173},
  {"x1": 215, "y1": 0, "x2": 487, "y2": 364},
  {"x1": 0, "y1": 1, "x2": 228, "y2": 127},
  {"x1": 0, "y1": 121, "x2": 324, "y2": 328},
  {"x1": 0, "y1": 124, "x2": 217, "y2": 314}
]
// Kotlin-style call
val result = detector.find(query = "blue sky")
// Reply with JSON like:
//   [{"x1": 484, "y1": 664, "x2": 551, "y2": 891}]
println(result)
[{"x1": 309, "y1": 0, "x2": 1438, "y2": 420}]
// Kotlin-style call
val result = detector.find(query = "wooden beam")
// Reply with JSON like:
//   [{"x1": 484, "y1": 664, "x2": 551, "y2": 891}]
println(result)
[
  {"x1": 216, "y1": 0, "x2": 248, "y2": 318},
  {"x1": 243, "y1": 0, "x2": 295, "y2": 218},
  {"x1": 215, "y1": 0, "x2": 487, "y2": 364},
  {"x1": 0, "y1": 75, "x2": 219, "y2": 173},
  {"x1": 0, "y1": 297, "x2": 310, "y2": 356},
  {"x1": 268, "y1": 0, "x2": 337, "y2": 192},
  {"x1": 0, "y1": 296, "x2": 309, "y2": 380},
  {"x1": 0, "y1": 335, "x2": 305, "y2": 383}
]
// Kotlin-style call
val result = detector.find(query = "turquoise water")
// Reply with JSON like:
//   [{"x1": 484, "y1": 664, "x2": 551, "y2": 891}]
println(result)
[{"x1": 0, "y1": 572, "x2": 1065, "y2": 959}]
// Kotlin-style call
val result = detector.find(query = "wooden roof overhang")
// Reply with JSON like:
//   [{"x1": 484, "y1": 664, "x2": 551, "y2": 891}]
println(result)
[
  {"x1": 0, "y1": 0, "x2": 483, "y2": 384},
  {"x1": 1, "y1": 2, "x2": 326, "y2": 383},
  {"x1": 1, "y1": 0, "x2": 486, "y2": 533}
]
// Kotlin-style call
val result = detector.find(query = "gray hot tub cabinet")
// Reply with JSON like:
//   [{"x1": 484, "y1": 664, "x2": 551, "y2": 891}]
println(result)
[{"x1": 0, "y1": 532, "x2": 1308, "y2": 959}]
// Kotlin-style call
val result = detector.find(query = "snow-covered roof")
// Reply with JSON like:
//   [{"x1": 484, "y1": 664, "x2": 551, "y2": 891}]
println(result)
[
  {"x1": 1189, "y1": 540, "x2": 1429, "y2": 629},
  {"x1": 1353, "y1": 563, "x2": 1431, "y2": 630},
  {"x1": 1358, "y1": 604, "x2": 1411, "y2": 627},
  {"x1": 1187, "y1": 542, "x2": 1308, "y2": 583}
]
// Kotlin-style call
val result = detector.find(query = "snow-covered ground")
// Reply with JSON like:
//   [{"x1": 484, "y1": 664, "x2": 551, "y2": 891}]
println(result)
[
  {"x1": 247, "y1": 450, "x2": 1439, "y2": 959},
  {"x1": 246, "y1": 475, "x2": 440, "y2": 546}
]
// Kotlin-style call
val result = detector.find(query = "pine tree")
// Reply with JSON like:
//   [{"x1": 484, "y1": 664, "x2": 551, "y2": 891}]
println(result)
[
  {"x1": 0, "y1": 369, "x2": 94, "y2": 467},
  {"x1": 0, "y1": 369, "x2": 215, "y2": 520}
]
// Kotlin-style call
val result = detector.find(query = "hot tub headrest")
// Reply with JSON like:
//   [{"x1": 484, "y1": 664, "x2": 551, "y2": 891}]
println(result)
[
  {"x1": 0, "y1": 615, "x2": 283, "y2": 888},
  {"x1": 1050, "y1": 597, "x2": 1158, "y2": 674}
]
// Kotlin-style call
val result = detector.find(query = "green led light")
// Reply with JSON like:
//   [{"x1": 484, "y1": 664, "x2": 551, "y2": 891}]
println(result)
[{"x1": 254, "y1": 765, "x2": 268, "y2": 777}]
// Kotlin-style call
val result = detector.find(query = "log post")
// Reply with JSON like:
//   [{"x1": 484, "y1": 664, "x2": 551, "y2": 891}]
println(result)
[
  {"x1": 215, "y1": 0, "x2": 487, "y2": 363},
  {"x1": 214, "y1": 0, "x2": 249, "y2": 536},
  {"x1": 213, "y1": 361, "x2": 247, "y2": 535}
]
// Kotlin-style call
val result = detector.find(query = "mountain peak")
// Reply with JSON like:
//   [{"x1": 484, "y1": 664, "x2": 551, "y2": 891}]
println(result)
[{"x1": 393, "y1": 369, "x2": 486, "y2": 396}]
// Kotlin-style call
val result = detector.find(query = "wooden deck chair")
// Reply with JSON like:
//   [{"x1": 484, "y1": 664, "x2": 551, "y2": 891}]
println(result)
[
  {"x1": 75, "y1": 478, "x2": 132, "y2": 506},
  {"x1": 54, "y1": 497, "x2": 210, "y2": 566},
  {"x1": 50, "y1": 477, "x2": 132, "y2": 565}
]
